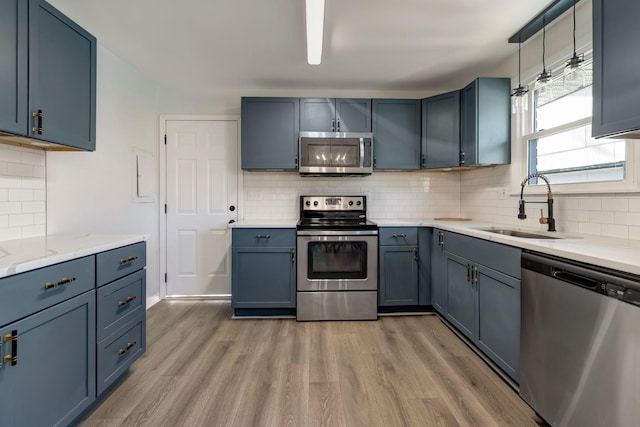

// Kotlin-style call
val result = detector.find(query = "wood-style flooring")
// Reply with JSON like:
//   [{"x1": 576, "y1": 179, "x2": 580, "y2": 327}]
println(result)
[{"x1": 78, "y1": 301, "x2": 540, "y2": 427}]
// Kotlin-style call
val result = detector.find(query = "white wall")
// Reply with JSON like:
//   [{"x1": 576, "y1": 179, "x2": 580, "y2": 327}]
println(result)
[
  {"x1": 0, "y1": 145, "x2": 46, "y2": 242},
  {"x1": 47, "y1": 46, "x2": 162, "y2": 305}
]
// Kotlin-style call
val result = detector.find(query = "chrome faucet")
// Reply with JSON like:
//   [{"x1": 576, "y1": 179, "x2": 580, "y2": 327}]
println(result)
[{"x1": 518, "y1": 173, "x2": 556, "y2": 232}]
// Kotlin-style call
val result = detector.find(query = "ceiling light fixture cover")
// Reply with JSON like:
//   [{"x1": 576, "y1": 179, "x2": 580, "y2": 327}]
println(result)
[{"x1": 305, "y1": 0, "x2": 325, "y2": 65}]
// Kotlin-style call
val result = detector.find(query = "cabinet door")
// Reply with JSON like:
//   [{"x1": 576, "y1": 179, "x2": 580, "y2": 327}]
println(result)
[
  {"x1": 0, "y1": 291, "x2": 96, "y2": 427},
  {"x1": 232, "y1": 247, "x2": 296, "y2": 308},
  {"x1": 476, "y1": 265, "x2": 520, "y2": 382},
  {"x1": 335, "y1": 98, "x2": 371, "y2": 132},
  {"x1": 300, "y1": 98, "x2": 335, "y2": 132},
  {"x1": 593, "y1": 0, "x2": 640, "y2": 138},
  {"x1": 379, "y1": 246, "x2": 419, "y2": 306},
  {"x1": 444, "y1": 252, "x2": 475, "y2": 340},
  {"x1": 431, "y1": 229, "x2": 446, "y2": 314},
  {"x1": 241, "y1": 97, "x2": 299, "y2": 170},
  {"x1": 372, "y1": 99, "x2": 421, "y2": 170},
  {"x1": 460, "y1": 80, "x2": 478, "y2": 166},
  {"x1": 421, "y1": 91, "x2": 460, "y2": 169},
  {"x1": 417, "y1": 228, "x2": 432, "y2": 305},
  {"x1": 29, "y1": 0, "x2": 96, "y2": 150},
  {"x1": 0, "y1": 0, "x2": 27, "y2": 135}
]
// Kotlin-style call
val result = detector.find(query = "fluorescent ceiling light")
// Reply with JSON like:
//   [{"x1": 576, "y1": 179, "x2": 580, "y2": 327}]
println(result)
[{"x1": 305, "y1": 0, "x2": 325, "y2": 65}]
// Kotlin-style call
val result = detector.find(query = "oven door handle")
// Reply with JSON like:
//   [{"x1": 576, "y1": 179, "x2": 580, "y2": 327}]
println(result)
[{"x1": 296, "y1": 230, "x2": 378, "y2": 236}]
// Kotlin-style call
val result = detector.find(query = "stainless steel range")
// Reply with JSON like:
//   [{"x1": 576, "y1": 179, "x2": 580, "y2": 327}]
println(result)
[{"x1": 296, "y1": 196, "x2": 378, "y2": 321}]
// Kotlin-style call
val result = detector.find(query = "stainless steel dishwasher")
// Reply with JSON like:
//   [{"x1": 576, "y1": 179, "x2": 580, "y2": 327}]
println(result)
[{"x1": 521, "y1": 252, "x2": 640, "y2": 427}]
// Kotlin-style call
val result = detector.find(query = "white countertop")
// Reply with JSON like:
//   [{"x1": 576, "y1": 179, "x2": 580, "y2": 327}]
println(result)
[
  {"x1": 229, "y1": 218, "x2": 640, "y2": 276},
  {"x1": 0, "y1": 234, "x2": 148, "y2": 278}
]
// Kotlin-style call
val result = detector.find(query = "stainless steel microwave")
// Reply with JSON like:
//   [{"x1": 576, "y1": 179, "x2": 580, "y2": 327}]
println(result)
[{"x1": 298, "y1": 131, "x2": 373, "y2": 176}]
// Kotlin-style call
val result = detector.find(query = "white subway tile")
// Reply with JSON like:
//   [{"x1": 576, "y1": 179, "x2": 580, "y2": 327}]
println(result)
[
  {"x1": 8, "y1": 213, "x2": 34, "y2": 227},
  {"x1": 607, "y1": 198, "x2": 629, "y2": 212},
  {"x1": 0, "y1": 202, "x2": 21, "y2": 215},
  {"x1": 0, "y1": 189, "x2": 7, "y2": 201},
  {"x1": 21, "y1": 151, "x2": 46, "y2": 166},
  {"x1": 578, "y1": 222, "x2": 602, "y2": 236},
  {"x1": 33, "y1": 166, "x2": 46, "y2": 179},
  {"x1": 0, "y1": 148, "x2": 22, "y2": 163},
  {"x1": 8, "y1": 189, "x2": 34, "y2": 202},
  {"x1": 0, "y1": 161, "x2": 7, "y2": 175},
  {"x1": 629, "y1": 199, "x2": 640, "y2": 212},
  {"x1": 21, "y1": 224, "x2": 46, "y2": 238},
  {"x1": 578, "y1": 198, "x2": 602, "y2": 211},
  {"x1": 602, "y1": 224, "x2": 629, "y2": 239},
  {"x1": 21, "y1": 177, "x2": 45, "y2": 189},
  {"x1": 7, "y1": 163, "x2": 34, "y2": 177},
  {"x1": 0, "y1": 176, "x2": 21, "y2": 188},
  {"x1": 0, "y1": 227, "x2": 22, "y2": 242},
  {"x1": 33, "y1": 189, "x2": 46, "y2": 201},
  {"x1": 0, "y1": 215, "x2": 7, "y2": 228},
  {"x1": 629, "y1": 226, "x2": 640, "y2": 240},
  {"x1": 22, "y1": 201, "x2": 45, "y2": 214},
  {"x1": 588, "y1": 211, "x2": 615, "y2": 224}
]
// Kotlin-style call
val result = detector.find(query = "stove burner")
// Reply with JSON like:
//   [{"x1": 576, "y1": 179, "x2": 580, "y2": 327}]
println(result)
[{"x1": 297, "y1": 195, "x2": 377, "y2": 231}]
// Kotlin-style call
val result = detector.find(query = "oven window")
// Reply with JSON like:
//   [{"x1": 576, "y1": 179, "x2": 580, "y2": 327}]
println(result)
[{"x1": 307, "y1": 241, "x2": 367, "y2": 279}]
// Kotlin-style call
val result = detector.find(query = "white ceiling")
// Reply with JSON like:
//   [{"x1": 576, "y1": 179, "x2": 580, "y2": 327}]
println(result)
[{"x1": 49, "y1": 0, "x2": 552, "y2": 93}]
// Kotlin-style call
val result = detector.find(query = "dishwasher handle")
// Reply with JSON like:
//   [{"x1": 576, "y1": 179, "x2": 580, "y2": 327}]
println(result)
[{"x1": 552, "y1": 269, "x2": 599, "y2": 291}]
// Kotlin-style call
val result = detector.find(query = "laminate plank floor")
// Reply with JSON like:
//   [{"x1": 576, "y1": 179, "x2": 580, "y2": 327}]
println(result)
[{"x1": 78, "y1": 301, "x2": 541, "y2": 427}]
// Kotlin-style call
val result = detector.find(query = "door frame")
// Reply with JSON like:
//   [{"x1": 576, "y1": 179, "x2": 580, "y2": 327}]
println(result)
[{"x1": 158, "y1": 115, "x2": 242, "y2": 300}]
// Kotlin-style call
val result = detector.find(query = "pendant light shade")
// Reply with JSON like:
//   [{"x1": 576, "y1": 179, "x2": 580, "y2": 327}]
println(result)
[
  {"x1": 511, "y1": 41, "x2": 529, "y2": 115},
  {"x1": 534, "y1": 19, "x2": 553, "y2": 101},
  {"x1": 564, "y1": 0, "x2": 585, "y2": 89}
]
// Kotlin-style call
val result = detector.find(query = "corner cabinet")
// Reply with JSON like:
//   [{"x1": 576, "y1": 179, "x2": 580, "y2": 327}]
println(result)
[
  {"x1": 0, "y1": 0, "x2": 96, "y2": 150},
  {"x1": 442, "y1": 231, "x2": 521, "y2": 382},
  {"x1": 421, "y1": 90, "x2": 461, "y2": 169},
  {"x1": 300, "y1": 98, "x2": 371, "y2": 132},
  {"x1": 378, "y1": 227, "x2": 430, "y2": 307},
  {"x1": 372, "y1": 99, "x2": 421, "y2": 170},
  {"x1": 460, "y1": 78, "x2": 511, "y2": 166},
  {"x1": 241, "y1": 97, "x2": 300, "y2": 170},
  {"x1": 592, "y1": 0, "x2": 640, "y2": 138},
  {"x1": 231, "y1": 228, "x2": 296, "y2": 315}
]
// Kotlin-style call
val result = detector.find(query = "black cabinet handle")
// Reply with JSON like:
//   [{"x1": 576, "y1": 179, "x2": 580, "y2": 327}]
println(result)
[
  {"x1": 392, "y1": 234, "x2": 407, "y2": 238},
  {"x1": 331, "y1": 118, "x2": 335, "y2": 132},
  {"x1": 467, "y1": 264, "x2": 472, "y2": 282},
  {"x1": 118, "y1": 341, "x2": 137, "y2": 356},
  {"x1": 256, "y1": 235, "x2": 271, "y2": 239},
  {"x1": 421, "y1": 155, "x2": 426, "y2": 168},
  {"x1": 472, "y1": 266, "x2": 478, "y2": 284},
  {"x1": 120, "y1": 256, "x2": 138, "y2": 265},
  {"x1": 44, "y1": 277, "x2": 76, "y2": 290},
  {"x1": 31, "y1": 110, "x2": 43, "y2": 134},
  {"x1": 118, "y1": 295, "x2": 137, "y2": 307},
  {"x1": 460, "y1": 151, "x2": 466, "y2": 166},
  {"x1": 3, "y1": 331, "x2": 18, "y2": 366},
  {"x1": 295, "y1": 155, "x2": 299, "y2": 168},
  {"x1": 438, "y1": 232, "x2": 444, "y2": 246},
  {"x1": 291, "y1": 249, "x2": 295, "y2": 263},
  {"x1": 413, "y1": 248, "x2": 418, "y2": 261},
  {"x1": 336, "y1": 119, "x2": 340, "y2": 132}
]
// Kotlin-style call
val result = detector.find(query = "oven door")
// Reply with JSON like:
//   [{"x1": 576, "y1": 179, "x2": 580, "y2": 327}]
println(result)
[{"x1": 297, "y1": 230, "x2": 378, "y2": 291}]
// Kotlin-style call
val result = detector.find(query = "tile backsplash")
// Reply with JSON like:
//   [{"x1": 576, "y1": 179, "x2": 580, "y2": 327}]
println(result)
[
  {"x1": 0, "y1": 145, "x2": 46, "y2": 242},
  {"x1": 242, "y1": 171, "x2": 462, "y2": 220},
  {"x1": 460, "y1": 166, "x2": 640, "y2": 240}
]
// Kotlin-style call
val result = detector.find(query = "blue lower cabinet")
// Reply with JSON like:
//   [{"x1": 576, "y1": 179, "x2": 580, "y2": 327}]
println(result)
[
  {"x1": 231, "y1": 228, "x2": 296, "y2": 314},
  {"x1": 0, "y1": 291, "x2": 96, "y2": 427},
  {"x1": 444, "y1": 252, "x2": 476, "y2": 339},
  {"x1": 379, "y1": 246, "x2": 418, "y2": 306}
]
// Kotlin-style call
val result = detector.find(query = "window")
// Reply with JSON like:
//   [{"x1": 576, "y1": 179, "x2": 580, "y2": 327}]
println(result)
[{"x1": 524, "y1": 58, "x2": 627, "y2": 187}]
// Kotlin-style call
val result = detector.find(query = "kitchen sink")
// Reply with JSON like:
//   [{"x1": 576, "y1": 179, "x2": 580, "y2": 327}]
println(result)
[{"x1": 473, "y1": 227, "x2": 563, "y2": 239}]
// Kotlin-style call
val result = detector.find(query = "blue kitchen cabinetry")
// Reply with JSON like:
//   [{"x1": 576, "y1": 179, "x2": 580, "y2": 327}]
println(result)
[
  {"x1": 0, "y1": 0, "x2": 96, "y2": 150},
  {"x1": 431, "y1": 229, "x2": 446, "y2": 314},
  {"x1": 421, "y1": 90, "x2": 461, "y2": 169},
  {"x1": 372, "y1": 99, "x2": 422, "y2": 170},
  {"x1": 232, "y1": 228, "x2": 296, "y2": 315},
  {"x1": 95, "y1": 242, "x2": 146, "y2": 395},
  {"x1": 300, "y1": 98, "x2": 372, "y2": 132},
  {"x1": 443, "y1": 231, "x2": 521, "y2": 382},
  {"x1": 241, "y1": 97, "x2": 299, "y2": 170},
  {"x1": 0, "y1": 0, "x2": 28, "y2": 136},
  {"x1": 460, "y1": 78, "x2": 511, "y2": 167},
  {"x1": 592, "y1": 0, "x2": 640, "y2": 138},
  {"x1": 0, "y1": 257, "x2": 96, "y2": 427},
  {"x1": 379, "y1": 227, "x2": 430, "y2": 307}
]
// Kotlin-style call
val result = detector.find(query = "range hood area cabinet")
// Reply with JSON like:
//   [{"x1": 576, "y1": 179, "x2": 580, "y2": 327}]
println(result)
[
  {"x1": 592, "y1": 0, "x2": 640, "y2": 139},
  {"x1": 300, "y1": 98, "x2": 371, "y2": 133},
  {"x1": 421, "y1": 78, "x2": 511, "y2": 169},
  {"x1": 0, "y1": 0, "x2": 97, "y2": 151}
]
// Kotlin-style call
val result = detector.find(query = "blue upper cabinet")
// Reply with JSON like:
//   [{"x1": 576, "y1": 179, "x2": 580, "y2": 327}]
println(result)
[
  {"x1": 300, "y1": 98, "x2": 371, "y2": 132},
  {"x1": 592, "y1": 0, "x2": 640, "y2": 138},
  {"x1": 421, "y1": 90, "x2": 460, "y2": 169},
  {"x1": 0, "y1": 0, "x2": 28, "y2": 136},
  {"x1": 241, "y1": 97, "x2": 300, "y2": 170},
  {"x1": 372, "y1": 99, "x2": 421, "y2": 170},
  {"x1": 460, "y1": 78, "x2": 511, "y2": 167},
  {"x1": 28, "y1": 0, "x2": 97, "y2": 151}
]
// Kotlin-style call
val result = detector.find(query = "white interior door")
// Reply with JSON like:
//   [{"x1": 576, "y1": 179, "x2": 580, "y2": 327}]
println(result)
[{"x1": 166, "y1": 119, "x2": 238, "y2": 296}]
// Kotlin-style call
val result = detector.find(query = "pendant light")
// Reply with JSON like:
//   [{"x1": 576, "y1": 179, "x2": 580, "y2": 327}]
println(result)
[
  {"x1": 511, "y1": 40, "x2": 529, "y2": 115},
  {"x1": 564, "y1": 0, "x2": 585, "y2": 89},
  {"x1": 534, "y1": 18, "x2": 553, "y2": 101}
]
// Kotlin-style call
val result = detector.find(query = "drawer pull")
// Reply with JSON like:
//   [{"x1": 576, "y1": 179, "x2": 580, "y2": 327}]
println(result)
[
  {"x1": 413, "y1": 248, "x2": 418, "y2": 261},
  {"x1": 392, "y1": 234, "x2": 407, "y2": 238},
  {"x1": 3, "y1": 331, "x2": 18, "y2": 366},
  {"x1": 118, "y1": 295, "x2": 137, "y2": 307},
  {"x1": 118, "y1": 341, "x2": 137, "y2": 356},
  {"x1": 119, "y1": 256, "x2": 139, "y2": 265},
  {"x1": 255, "y1": 235, "x2": 271, "y2": 239},
  {"x1": 44, "y1": 277, "x2": 76, "y2": 290}
]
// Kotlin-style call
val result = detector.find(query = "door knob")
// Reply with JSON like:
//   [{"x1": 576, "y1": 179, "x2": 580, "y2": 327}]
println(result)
[{"x1": 229, "y1": 205, "x2": 236, "y2": 212}]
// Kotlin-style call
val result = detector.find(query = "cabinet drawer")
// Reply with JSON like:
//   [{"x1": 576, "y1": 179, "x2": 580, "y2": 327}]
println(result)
[
  {"x1": 97, "y1": 269, "x2": 145, "y2": 341},
  {"x1": 97, "y1": 313, "x2": 146, "y2": 395},
  {"x1": 96, "y1": 242, "x2": 146, "y2": 287},
  {"x1": 232, "y1": 228, "x2": 295, "y2": 247},
  {"x1": 0, "y1": 256, "x2": 95, "y2": 327},
  {"x1": 445, "y1": 231, "x2": 521, "y2": 278},
  {"x1": 379, "y1": 227, "x2": 418, "y2": 246}
]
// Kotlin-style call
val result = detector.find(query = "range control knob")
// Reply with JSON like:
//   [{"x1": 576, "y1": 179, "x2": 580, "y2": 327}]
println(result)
[
  {"x1": 305, "y1": 201, "x2": 311, "y2": 206},
  {"x1": 356, "y1": 201, "x2": 362, "y2": 206},
  {"x1": 348, "y1": 201, "x2": 354, "y2": 206},
  {"x1": 313, "y1": 201, "x2": 319, "y2": 206}
]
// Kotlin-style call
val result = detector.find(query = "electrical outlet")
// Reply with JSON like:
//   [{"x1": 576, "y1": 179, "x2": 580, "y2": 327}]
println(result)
[
  {"x1": 498, "y1": 187, "x2": 508, "y2": 200},
  {"x1": 247, "y1": 192, "x2": 263, "y2": 201}
]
